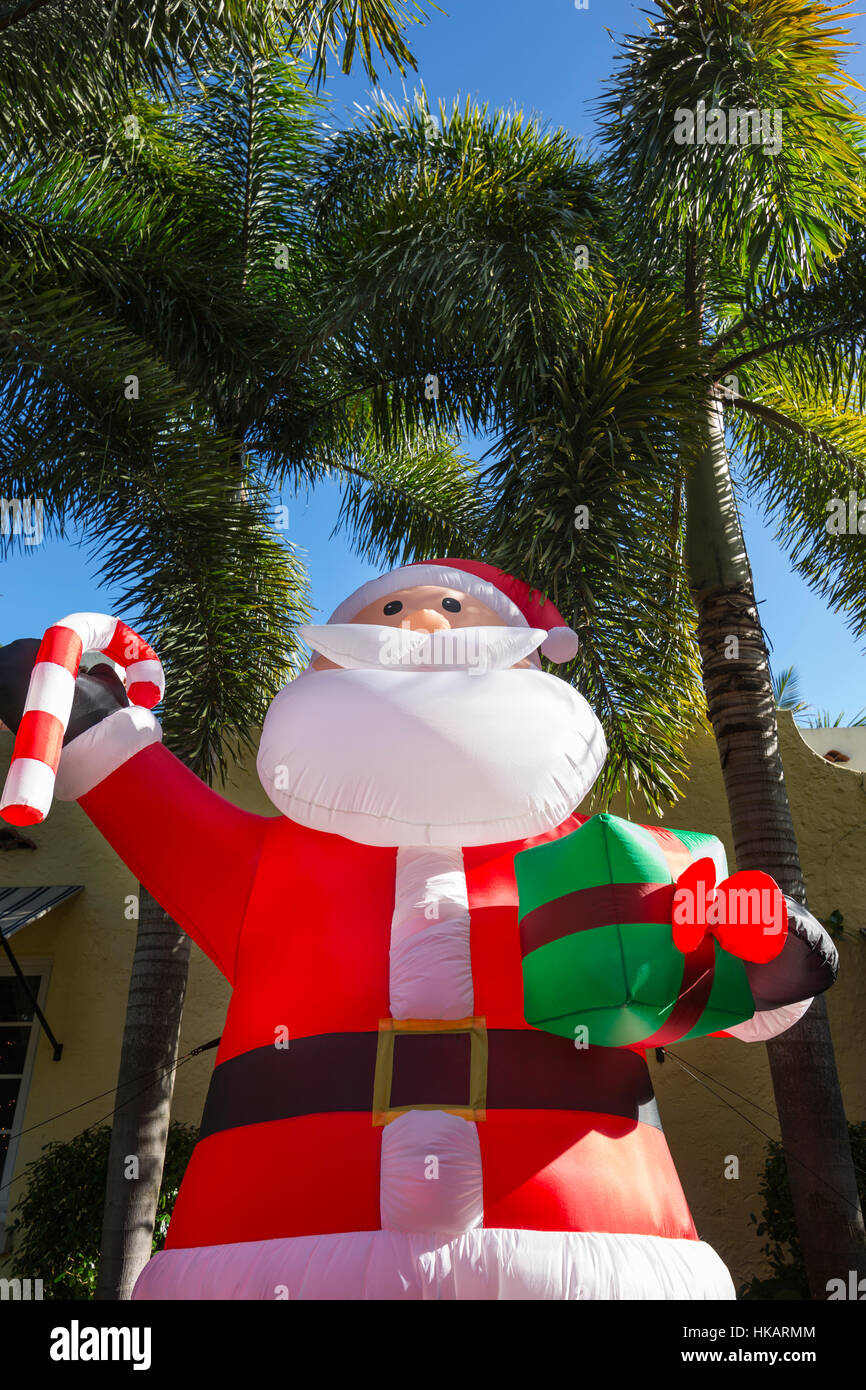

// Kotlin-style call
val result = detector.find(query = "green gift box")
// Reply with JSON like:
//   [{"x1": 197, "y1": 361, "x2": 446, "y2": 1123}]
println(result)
[{"x1": 515, "y1": 813, "x2": 755, "y2": 1048}]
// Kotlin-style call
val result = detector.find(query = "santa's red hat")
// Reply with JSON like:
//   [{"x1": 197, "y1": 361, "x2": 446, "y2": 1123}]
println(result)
[{"x1": 326, "y1": 558, "x2": 579, "y2": 664}]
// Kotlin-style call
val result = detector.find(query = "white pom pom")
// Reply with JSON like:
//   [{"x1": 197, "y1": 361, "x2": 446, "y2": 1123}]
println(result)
[{"x1": 540, "y1": 626, "x2": 579, "y2": 663}]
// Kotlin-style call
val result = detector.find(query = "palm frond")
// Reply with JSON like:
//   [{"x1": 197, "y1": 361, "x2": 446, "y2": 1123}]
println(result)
[
  {"x1": 0, "y1": 0, "x2": 278, "y2": 152},
  {"x1": 804, "y1": 706, "x2": 866, "y2": 726},
  {"x1": 710, "y1": 224, "x2": 866, "y2": 411},
  {"x1": 0, "y1": 0, "x2": 426, "y2": 152},
  {"x1": 277, "y1": 0, "x2": 430, "y2": 83},
  {"x1": 304, "y1": 94, "x2": 615, "y2": 447},
  {"x1": 772, "y1": 663, "x2": 810, "y2": 711},
  {"x1": 88, "y1": 460, "x2": 311, "y2": 781},
  {"x1": 334, "y1": 427, "x2": 485, "y2": 565},
  {"x1": 729, "y1": 367, "x2": 866, "y2": 646},
  {"x1": 598, "y1": 0, "x2": 866, "y2": 291},
  {"x1": 483, "y1": 289, "x2": 710, "y2": 813}
]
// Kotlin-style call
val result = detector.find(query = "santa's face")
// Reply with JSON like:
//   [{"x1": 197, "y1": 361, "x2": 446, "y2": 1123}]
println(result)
[
  {"x1": 304, "y1": 586, "x2": 536, "y2": 672},
  {"x1": 256, "y1": 584, "x2": 607, "y2": 847}
]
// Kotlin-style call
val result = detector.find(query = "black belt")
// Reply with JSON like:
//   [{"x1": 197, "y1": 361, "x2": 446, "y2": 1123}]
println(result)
[{"x1": 198, "y1": 1025, "x2": 661, "y2": 1139}]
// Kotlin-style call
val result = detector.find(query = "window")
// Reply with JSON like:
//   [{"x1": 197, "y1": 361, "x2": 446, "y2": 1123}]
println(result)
[{"x1": 0, "y1": 960, "x2": 51, "y2": 1237}]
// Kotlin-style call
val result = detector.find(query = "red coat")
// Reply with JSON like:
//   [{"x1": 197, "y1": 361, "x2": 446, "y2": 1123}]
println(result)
[{"x1": 81, "y1": 741, "x2": 699, "y2": 1249}]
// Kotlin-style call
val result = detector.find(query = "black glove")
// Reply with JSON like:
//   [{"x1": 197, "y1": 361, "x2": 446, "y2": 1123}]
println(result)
[
  {"x1": 745, "y1": 895, "x2": 839, "y2": 1009},
  {"x1": 0, "y1": 639, "x2": 130, "y2": 744}
]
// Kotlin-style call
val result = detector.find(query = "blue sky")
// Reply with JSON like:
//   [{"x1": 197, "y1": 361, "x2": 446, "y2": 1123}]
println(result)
[{"x1": 2, "y1": 0, "x2": 865, "y2": 718}]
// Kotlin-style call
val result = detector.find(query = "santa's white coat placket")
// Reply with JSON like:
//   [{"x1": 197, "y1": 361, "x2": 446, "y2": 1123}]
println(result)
[{"x1": 381, "y1": 847, "x2": 484, "y2": 1235}]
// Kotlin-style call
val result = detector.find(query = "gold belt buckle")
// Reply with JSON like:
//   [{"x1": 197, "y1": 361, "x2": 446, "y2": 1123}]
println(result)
[{"x1": 372, "y1": 1016, "x2": 488, "y2": 1126}]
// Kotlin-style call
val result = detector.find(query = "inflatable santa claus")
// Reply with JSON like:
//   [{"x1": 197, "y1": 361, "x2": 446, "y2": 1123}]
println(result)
[{"x1": 0, "y1": 558, "x2": 837, "y2": 1299}]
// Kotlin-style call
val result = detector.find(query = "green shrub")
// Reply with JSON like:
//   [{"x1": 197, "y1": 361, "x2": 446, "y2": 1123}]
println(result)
[
  {"x1": 740, "y1": 1121, "x2": 866, "y2": 1300},
  {"x1": 8, "y1": 1121, "x2": 199, "y2": 1300}
]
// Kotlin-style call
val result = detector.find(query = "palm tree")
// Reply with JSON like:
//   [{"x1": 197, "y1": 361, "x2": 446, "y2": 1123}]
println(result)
[
  {"x1": 304, "y1": 6, "x2": 866, "y2": 1292},
  {"x1": 0, "y1": 1, "x2": 441, "y2": 1300},
  {"x1": 594, "y1": 0, "x2": 866, "y2": 1296}
]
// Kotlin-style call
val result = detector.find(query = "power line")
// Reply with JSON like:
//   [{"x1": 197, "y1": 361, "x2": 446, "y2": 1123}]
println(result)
[
  {"x1": 666, "y1": 1047, "x2": 866, "y2": 1181},
  {"x1": 0, "y1": 1037, "x2": 220, "y2": 1200},
  {"x1": 2, "y1": 1036, "x2": 219, "y2": 1146},
  {"x1": 664, "y1": 1049, "x2": 865, "y2": 1219}
]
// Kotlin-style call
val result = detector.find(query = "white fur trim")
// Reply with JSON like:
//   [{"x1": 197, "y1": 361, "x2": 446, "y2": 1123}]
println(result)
[
  {"x1": 54, "y1": 705, "x2": 162, "y2": 801},
  {"x1": 725, "y1": 998, "x2": 812, "y2": 1043},
  {"x1": 541, "y1": 626, "x2": 579, "y2": 663},
  {"x1": 384, "y1": 851, "x2": 481, "y2": 1232},
  {"x1": 390, "y1": 848, "x2": 470, "y2": 947},
  {"x1": 389, "y1": 925, "x2": 475, "y2": 1019},
  {"x1": 380, "y1": 1111, "x2": 484, "y2": 1234},
  {"x1": 133, "y1": 1229, "x2": 735, "y2": 1300},
  {"x1": 327, "y1": 566, "x2": 527, "y2": 628},
  {"x1": 389, "y1": 847, "x2": 473, "y2": 1018}
]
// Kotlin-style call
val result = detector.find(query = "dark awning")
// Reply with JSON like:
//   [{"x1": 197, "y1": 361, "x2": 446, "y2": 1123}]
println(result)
[{"x1": 0, "y1": 885, "x2": 83, "y2": 940}]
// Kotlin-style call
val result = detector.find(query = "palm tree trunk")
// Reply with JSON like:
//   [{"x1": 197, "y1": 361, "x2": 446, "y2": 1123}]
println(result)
[
  {"x1": 687, "y1": 395, "x2": 866, "y2": 1297},
  {"x1": 94, "y1": 884, "x2": 190, "y2": 1300}
]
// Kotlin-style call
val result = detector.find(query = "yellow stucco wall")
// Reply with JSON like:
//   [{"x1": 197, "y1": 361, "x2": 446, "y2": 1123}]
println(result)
[{"x1": 1, "y1": 714, "x2": 863, "y2": 1289}]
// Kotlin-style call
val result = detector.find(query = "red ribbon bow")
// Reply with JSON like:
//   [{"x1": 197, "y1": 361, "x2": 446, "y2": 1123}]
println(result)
[{"x1": 671, "y1": 858, "x2": 787, "y2": 964}]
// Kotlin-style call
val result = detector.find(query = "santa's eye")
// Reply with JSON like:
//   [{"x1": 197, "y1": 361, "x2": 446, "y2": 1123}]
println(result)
[
  {"x1": 383, "y1": 600, "x2": 403, "y2": 615},
  {"x1": 442, "y1": 597, "x2": 462, "y2": 613}
]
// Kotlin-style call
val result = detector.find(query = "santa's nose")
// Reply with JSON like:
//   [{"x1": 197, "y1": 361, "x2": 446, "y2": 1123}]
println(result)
[{"x1": 403, "y1": 608, "x2": 451, "y2": 632}]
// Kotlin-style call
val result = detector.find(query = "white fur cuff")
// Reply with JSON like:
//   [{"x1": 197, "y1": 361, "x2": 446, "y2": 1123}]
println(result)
[
  {"x1": 54, "y1": 705, "x2": 162, "y2": 801},
  {"x1": 726, "y1": 997, "x2": 812, "y2": 1043}
]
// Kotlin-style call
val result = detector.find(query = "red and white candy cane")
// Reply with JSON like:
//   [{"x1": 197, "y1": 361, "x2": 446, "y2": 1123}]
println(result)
[{"x1": 0, "y1": 613, "x2": 164, "y2": 827}]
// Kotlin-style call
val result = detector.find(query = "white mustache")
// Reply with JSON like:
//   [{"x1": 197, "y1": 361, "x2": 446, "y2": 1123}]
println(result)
[{"x1": 299, "y1": 623, "x2": 547, "y2": 673}]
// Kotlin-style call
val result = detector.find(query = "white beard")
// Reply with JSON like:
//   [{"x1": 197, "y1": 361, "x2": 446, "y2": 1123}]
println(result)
[{"x1": 256, "y1": 667, "x2": 607, "y2": 848}]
